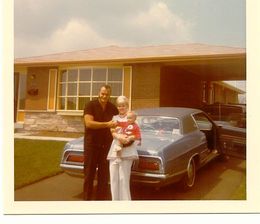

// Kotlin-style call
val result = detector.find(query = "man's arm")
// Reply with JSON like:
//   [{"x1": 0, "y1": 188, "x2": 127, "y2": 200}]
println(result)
[{"x1": 84, "y1": 114, "x2": 117, "y2": 129}]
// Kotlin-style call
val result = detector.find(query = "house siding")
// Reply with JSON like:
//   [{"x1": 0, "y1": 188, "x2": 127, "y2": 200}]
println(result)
[
  {"x1": 213, "y1": 84, "x2": 239, "y2": 103},
  {"x1": 131, "y1": 63, "x2": 160, "y2": 109},
  {"x1": 25, "y1": 67, "x2": 54, "y2": 110}
]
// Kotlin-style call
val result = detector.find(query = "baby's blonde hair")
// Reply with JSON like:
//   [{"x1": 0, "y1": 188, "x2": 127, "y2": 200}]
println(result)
[{"x1": 127, "y1": 110, "x2": 136, "y2": 117}]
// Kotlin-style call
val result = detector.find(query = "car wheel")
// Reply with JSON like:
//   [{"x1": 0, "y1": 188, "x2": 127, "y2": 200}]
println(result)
[{"x1": 178, "y1": 157, "x2": 196, "y2": 191}]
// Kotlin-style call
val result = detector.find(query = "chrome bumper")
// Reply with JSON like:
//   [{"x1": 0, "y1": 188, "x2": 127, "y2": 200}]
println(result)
[
  {"x1": 60, "y1": 163, "x2": 185, "y2": 187},
  {"x1": 60, "y1": 163, "x2": 84, "y2": 177},
  {"x1": 131, "y1": 170, "x2": 184, "y2": 187}
]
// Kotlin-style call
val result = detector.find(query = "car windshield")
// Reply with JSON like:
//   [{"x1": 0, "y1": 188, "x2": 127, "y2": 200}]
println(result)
[{"x1": 137, "y1": 116, "x2": 180, "y2": 134}]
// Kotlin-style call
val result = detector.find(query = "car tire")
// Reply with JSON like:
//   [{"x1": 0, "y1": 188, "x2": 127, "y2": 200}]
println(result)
[{"x1": 178, "y1": 157, "x2": 196, "y2": 191}]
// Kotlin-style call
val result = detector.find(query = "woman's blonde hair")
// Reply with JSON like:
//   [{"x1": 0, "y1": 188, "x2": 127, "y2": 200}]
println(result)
[{"x1": 116, "y1": 95, "x2": 129, "y2": 106}]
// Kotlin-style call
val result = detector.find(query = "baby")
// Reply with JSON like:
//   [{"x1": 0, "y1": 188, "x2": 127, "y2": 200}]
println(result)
[{"x1": 113, "y1": 111, "x2": 141, "y2": 162}]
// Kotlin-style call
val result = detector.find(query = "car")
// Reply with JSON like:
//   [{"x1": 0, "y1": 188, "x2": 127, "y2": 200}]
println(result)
[
  {"x1": 201, "y1": 103, "x2": 246, "y2": 128},
  {"x1": 60, "y1": 107, "x2": 231, "y2": 190},
  {"x1": 201, "y1": 103, "x2": 246, "y2": 159}
]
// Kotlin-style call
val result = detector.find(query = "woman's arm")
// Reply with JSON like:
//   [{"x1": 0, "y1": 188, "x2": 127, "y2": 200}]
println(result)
[{"x1": 111, "y1": 129, "x2": 129, "y2": 145}]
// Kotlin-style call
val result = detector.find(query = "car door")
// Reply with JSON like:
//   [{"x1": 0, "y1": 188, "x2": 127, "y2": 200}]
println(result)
[
  {"x1": 192, "y1": 112, "x2": 218, "y2": 150},
  {"x1": 218, "y1": 125, "x2": 246, "y2": 159}
]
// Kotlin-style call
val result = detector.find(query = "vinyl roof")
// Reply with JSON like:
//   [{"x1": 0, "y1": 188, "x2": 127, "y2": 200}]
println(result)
[
  {"x1": 14, "y1": 43, "x2": 245, "y2": 65},
  {"x1": 136, "y1": 107, "x2": 202, "y2": 118}
]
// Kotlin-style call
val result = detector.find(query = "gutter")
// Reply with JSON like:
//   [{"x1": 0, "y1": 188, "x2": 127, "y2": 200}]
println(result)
[{"x1": 14, "y1": 53, "x2": 246, "y2": 67}]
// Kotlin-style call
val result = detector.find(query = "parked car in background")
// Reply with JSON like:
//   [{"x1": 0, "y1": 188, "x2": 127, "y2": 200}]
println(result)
[
  {"x1": 61, "y1": 107, "x2": 235, "y2": 190},
  {"x1": 201, "y1": 103, "x2": 246, "y2": 128},
  {"x1": 201, "y1": 103, "x2": 246, "y2": 159}
]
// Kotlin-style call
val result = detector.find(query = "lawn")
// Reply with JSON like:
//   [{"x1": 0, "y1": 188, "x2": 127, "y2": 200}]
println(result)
[{"x1": 14, "y1": 139, "x2": 67, "y2": 189}]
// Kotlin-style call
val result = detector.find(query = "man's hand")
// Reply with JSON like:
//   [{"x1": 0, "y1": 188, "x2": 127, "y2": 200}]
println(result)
[
  {"x1": 106, "y1": 120, "x2": 118, "y2": 128},
  {"x1": 85, "y1": 114, "x2": 117, "y2": 129}
]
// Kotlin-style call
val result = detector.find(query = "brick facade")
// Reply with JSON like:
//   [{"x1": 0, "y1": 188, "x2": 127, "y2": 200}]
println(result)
[
  {"x1": 24, "y1": 112, "x2": 84, "y2": 133},
  {"x1": 16, "y1": 63, "x2": 242, "y2": 133},
  {"x1": 131, "y1": 63, "x2": 160, "y2": 109}
]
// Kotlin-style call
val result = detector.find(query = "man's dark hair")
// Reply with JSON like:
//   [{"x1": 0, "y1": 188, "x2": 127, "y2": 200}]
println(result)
[{"x1": 100, "y1": 84, "x2": 112, "y2": 92}]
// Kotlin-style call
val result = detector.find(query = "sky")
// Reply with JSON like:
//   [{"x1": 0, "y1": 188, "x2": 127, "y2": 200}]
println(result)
[
  {"x1": 14, "y1": 0, "x2": 246, "y2": 58},
  {"x1": 13, "y1": 0, "x2": 246, "y2": 91}
]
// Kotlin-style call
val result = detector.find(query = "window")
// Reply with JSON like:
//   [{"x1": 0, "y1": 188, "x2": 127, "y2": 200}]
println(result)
[
  {"x1": 137, "y1": 116, "x2": 180, "y2": 134},
  {"x1": 193, "y1": 113, "x2": 213, "y2": 131},
  {"x1": 57, "y1": 67, "x2": 123, "y2": 111}
]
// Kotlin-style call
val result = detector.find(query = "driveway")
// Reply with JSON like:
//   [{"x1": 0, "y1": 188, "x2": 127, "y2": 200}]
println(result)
[{"x1": 15, "y1": 156, "x2": 246, "y2": 201}]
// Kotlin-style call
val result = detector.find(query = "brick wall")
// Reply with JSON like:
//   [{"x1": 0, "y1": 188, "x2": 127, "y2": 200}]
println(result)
[
  {"x1": 131, "y1": 63, "x2": 160, "y2": 109},
  {"x1": 24, "y1": 112, "x2": 84, "y2": 133}
]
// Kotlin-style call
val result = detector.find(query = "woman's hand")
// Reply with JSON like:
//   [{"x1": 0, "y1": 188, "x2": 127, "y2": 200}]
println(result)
[
  {"x1": 127, "y1": 135, "x2": 135, "y2": 142},
  {"x1": 117, "y1": 134, "x2": 129, "y2": 144}
]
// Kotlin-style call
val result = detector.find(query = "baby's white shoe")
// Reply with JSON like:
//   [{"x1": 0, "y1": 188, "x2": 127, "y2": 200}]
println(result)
[{"x1": 114, "y1": 145, "x2": 122, "y2": 152}]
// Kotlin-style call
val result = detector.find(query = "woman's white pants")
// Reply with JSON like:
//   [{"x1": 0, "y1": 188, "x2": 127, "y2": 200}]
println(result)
[{"x1": 109, "y1": 159, "x2": 133, "y2": 200}]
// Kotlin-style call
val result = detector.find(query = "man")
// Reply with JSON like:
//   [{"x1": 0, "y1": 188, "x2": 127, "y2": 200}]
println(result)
[{"x1": 83, "y1": 84, "x2": 118, "y2": 200}]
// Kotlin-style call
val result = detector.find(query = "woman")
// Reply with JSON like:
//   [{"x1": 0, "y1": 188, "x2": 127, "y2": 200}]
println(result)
[{"x1": 107, "y1": 96, "x2": 140, "y2": 200}]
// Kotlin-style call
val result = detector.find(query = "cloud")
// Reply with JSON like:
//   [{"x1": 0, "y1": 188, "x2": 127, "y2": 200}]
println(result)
[
  {"x1": 49, "y1": 19, "x2": 115, "y2": 50},
  {"x1": 128, "y1": 2, "x2": 193, "y2": 42},
  {"x1": 15, "y1": 18, "x2": 124, "y2": 57},
  {"x1": 133, "y1": 2, "x2": 172, "y2": 28},
  {"x1": 14, "y1": 0, "x2": 244, "y2": 58}
]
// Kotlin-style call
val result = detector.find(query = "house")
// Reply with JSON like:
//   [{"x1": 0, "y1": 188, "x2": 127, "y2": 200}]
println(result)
[{"x1": 14, "y1": 43, "x2": 246, "y2": 133}]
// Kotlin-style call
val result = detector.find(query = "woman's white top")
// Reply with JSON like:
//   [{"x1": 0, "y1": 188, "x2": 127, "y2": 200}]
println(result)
[{"x1": 107, "y1": 114, "x2": 139, "y2": 160}]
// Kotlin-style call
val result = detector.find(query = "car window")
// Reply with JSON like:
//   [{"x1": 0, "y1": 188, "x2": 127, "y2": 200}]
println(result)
[
  {"x1": 182, "y1": 115, "x2": 197, "y2": 134},
  {"x1": 228, "y1": 113, "x2": 246, "y2": 128},
  {"x1": 137, "y1": 116, "x2": 180, "y2": 134},
  {"x1": 192, "y1": 113, "x2": 213, "y2": 131}
]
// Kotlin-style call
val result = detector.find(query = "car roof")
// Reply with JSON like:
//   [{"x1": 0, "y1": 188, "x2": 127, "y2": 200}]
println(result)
[{"x1": 135, "y1": 107, "x2": 202, "y2": 119}]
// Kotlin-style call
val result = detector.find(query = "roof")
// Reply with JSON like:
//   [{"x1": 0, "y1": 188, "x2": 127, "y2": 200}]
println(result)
[
  {"x1": 213, "y1": 81, "x2": 245, "y2": 94},
  {"x1": 14, "y1": 43, "x2": 246, "y2": 66},
  {"x1": 135, "y1": 107, "x2": 202, "y2": 118}
]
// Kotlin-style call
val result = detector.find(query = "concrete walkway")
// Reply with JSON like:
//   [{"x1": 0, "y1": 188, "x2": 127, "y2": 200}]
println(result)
[
  {"x1": 14, "y1": 157, "x2": 246, "y2": 201},
  {"x1": 15, "y1": 172, "x2": 84, "y2": 201}
]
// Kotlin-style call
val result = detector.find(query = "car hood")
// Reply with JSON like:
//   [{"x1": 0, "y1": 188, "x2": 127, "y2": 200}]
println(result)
[{"x1": 137, "y1": 132, "x2": 182, "y2": 156}]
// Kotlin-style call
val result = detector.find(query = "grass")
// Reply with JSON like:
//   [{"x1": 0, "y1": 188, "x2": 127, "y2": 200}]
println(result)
[
  {"x1": 14, "y1": 139, "x2": 67, "y2": 189},
  {"x1": 28, "y1": 130, "x2": 84, "y2": 138}
]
